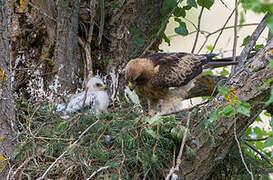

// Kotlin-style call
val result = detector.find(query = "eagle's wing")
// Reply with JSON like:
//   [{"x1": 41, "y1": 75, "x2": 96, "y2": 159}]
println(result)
[
  {"x1": 65, "y1": 91, "x2": 96, "y2": 113},
  {"x1": 147, "y1": 53, "x2": 208, "y2": 88}
]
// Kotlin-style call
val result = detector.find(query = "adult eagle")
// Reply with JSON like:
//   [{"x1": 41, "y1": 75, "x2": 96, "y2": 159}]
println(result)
[{"x1": 125, "y1": 52, "x2": 237, "y2": 114}]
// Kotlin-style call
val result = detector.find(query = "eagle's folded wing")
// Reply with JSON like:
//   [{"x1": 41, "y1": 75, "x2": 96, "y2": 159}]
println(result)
[{"x1": 148, "y1": 53, "x2": 206, "y2": 88}]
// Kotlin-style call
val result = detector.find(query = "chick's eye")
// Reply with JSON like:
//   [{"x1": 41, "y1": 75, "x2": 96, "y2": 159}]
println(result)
[{"x1": 96, "y1": 83, "x2": 102, "y2": 87}]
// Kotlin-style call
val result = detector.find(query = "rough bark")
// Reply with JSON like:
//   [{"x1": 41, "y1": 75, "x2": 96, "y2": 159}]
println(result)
[
  {"x1": 87, "y1": 0, "x2": 163, "y2": 100},
  {"x1": 54, "y1": 0, "x2": 82, "y2": 93},
  {"x1": 0, "y1": 0, "x2": 16, "y2": 178},
  {"x1": 180, "y1": 38, "x2": 273, "y2": 179}
]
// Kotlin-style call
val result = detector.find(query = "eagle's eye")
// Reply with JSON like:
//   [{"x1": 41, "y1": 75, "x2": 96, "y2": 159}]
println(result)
[{"x1": 96, "y1": 83, "x2": 102, "y2": 87}]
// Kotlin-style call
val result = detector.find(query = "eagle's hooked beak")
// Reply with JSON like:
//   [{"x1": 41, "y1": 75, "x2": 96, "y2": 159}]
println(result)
[{"x1": 128, "y1": 82, "x2": 135, "y2": 91}]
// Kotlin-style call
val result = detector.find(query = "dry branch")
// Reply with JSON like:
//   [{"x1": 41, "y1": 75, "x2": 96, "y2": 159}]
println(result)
[{"x1": 235, "y1": 13, "x2": 270, "y2": 71}]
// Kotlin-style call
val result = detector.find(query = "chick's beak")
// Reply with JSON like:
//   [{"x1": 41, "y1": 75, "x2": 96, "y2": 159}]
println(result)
[
  {"x1": 128, "y1": 82, "x2": 135, "y2": 91},
  {"x1": 101, "y1": 84, "x2": 106, "y2": 90}
]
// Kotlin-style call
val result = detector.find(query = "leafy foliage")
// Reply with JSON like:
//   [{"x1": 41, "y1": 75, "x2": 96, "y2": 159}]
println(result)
[{"x1": 241, "y1": 0, "x2": 273, "y2": 33}]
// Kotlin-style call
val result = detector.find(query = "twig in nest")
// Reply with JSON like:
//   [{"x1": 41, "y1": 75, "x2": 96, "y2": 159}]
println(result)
[
  {"x1": 161, "y1": 101, "x2": 208, "y2": 116},
  {"x1": 234, "y1": 119, "x2": 254, "y2": 180},
  {"x1": 37, "y1": 120, "x2": 99, "y2": 180},
  {"x1": 152, "y1": 125, "x2": 159, "y2": 156},
  {"x1": 86, "y1": 166, "x2": 110, "y2": 180},
  {"x1": 244, "y1": 141, "x2": 273, "y2": 167},
  {"x1": 165, "y1": 112, "x2": 192, "y2": 180},
  {"x1": 118, "y1": 139, "x2": 125, "y2": 180},
  {"x1": 10, "y1": 156, "x2": 34, "y2": 180},
  {"x1": 81, "y1": 86, "x2": 89, "y2": 114}
]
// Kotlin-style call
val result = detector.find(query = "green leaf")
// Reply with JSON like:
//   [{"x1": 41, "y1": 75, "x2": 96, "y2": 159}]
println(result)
[
  {"x1": 171, "y1": 125, "x2": 190, "y2": 141},
  {"x1": 256, "y1": 115, "x2": 262, "y2": 122},
  {"x1": 236, "y1": 101, "x2": 251, "y2": 117},
  {"x1": 259, "y1": 78, "x2": 273, "y2": 89},
  {"x1": 239, "y1": 11, "x2": 245, "y2": 28},
  {"x1": 269, "y1": 117, "x2": 273, "y2": 133},
  {"x1": 55, "y1": 122, "x2": 68, "y2": 135},
  {"x1": 134, "y1": 37, "x2": 144, "y2": 47},
  {"x1": 219, "y1": 106, "x2": 236, "y2": 118},
  {"x1": 162, "y1": 33, "x2": 171, "y2": 46},
  {"x1": 264, "y1": 111, "x2": 272, "y2": 117},
  {"x1": 218, "y1": 85, "x2": 229, "y2": 94},
  {"x1": 183, "y1": 5, "x2": 192, "y2": 10},
  {"x1": 197, "y1": 0, "x2": 214, "y2": 9},
  {"x1": 263, "y1": 136, "x2": 273, "y2": 148},
  {"x1": 146, "y1": 128, "x2": 159, "y2": 139},
  {"x1": 203, "y1": 70, "x2": 214, "y2": 76},
  {"x1": 103, "y1": 59, "x2": 110, "y2": 64},
  {"x1": 174, "y1": 7, "x2": 186, "y2": 17},
  {"x1": 174, "y1": 18, "x2": 188, "y2": 36},
  {"x1": 206, "y1": 45, "x2": 213, "y2": 51},
  {"x1": 266, "y1": 15, "x2": 273, "y2": 33},
  {"x1": 220, "y1": 68, "x2": 229, "y2": 77},
  {"x1": 160, "y1": 0, "x2": 177, "y2": 15},
  {"x1": 175, "y1": 26, "x2": 188, "y2": 36},
  {"x1": 241, "y1": 35, "x2": 250, "y2": 47},
  {"x1": 269, "y1": 60, "x2": 273, "y2": 68},
  {"x1": 129, "y1": 27, "x2": 141, "y2": 35},
  {"x1": 253, "y1": 127, "x2": 267, "y2": 137},
  {"x1": 245, "y1": 127, "x2": 252, "y2": 135},
  {"x1": 265, "y1": 88, "x2": 273, "y2": 106},
  {"x1": 254, "y1": 44, "x2": 264, "y2": 51},
  {"x1": 256, "y1": 141, "x2": 263, "y2": 150},
  {"x1": 187, "y1": 0, "x2": 197, "y2": 8},
  {"x1": 147, "y1": 113, "x2": 163, "y2": 125}
]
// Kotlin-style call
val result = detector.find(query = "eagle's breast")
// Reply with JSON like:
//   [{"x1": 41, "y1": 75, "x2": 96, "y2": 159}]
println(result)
[{"x1": 135, "y1": 80, "x2": 168, "y2": 100}]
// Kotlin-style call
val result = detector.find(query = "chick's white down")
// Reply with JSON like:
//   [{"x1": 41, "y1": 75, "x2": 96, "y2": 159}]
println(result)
[{"x1": 62, "y1": 77, "x2": 109, "y2": 115}]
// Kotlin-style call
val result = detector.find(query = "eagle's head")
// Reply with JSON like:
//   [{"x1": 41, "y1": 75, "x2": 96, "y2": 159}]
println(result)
[
  {"x1": 86, "y1": 77, "x2": 106, "y2": 92},
  {"x1": 125, "y1": 58, "x2": 154, "y2": 91}
]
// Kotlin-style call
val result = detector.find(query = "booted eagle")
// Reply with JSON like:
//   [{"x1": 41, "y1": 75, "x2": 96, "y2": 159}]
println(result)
[
  {"x1": 57, "y1": 77, "x2": 109, "y2": 115},
  {"x1": 125, "y1": 52, "x2": 237, "y2": 114}
]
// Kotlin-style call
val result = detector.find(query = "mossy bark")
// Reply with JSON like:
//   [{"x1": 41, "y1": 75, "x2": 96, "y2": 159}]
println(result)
[{"x1": 0, "y1": 0, "x2": 16, "y2": 178}]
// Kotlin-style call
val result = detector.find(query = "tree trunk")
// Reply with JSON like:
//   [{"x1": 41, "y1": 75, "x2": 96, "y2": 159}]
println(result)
[
  {"x1": 180, "y1": 38, "x2": 273, "y2": 179},
  {"x1": 54, "y1": 0, "x2": 82, "y2": 93},
  {"x1": 0, "y1": 0, "x2": 16, "y2": 178},
  {"x1": 6, "y1": 0, "x2": 273, "y2": 179}
]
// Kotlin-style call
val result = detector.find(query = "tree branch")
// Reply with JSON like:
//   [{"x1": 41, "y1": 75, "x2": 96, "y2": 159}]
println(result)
[
  {"x1": 232, "y1": 0, "x2": 238, "y2": 62},
  {"x1": 244, "y1": 141, "x2": 273, "y2": 167},
  {"x1": 234, "y1": 119, "x2": 254, "y2": 180},
  {"x1": 233, "y1": 13, "x2": 270, "y2": 73},
  {"x1": 192, "y1": 7, "x2": 204, "y2": 53},
  {"x1": 182, "y1": 32, "x2": 273, "y2": 179}
]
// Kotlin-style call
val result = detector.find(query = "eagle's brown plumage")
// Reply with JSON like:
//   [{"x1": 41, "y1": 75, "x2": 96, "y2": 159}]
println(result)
[{"x1": 125, "y1": 52, "x2": 237, "y2": 114}]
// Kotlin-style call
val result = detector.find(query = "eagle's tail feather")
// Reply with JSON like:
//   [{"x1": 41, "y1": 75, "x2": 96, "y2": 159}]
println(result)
[{"x1": 203, "y1": 61, "x2": 238, "y2": 69}]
